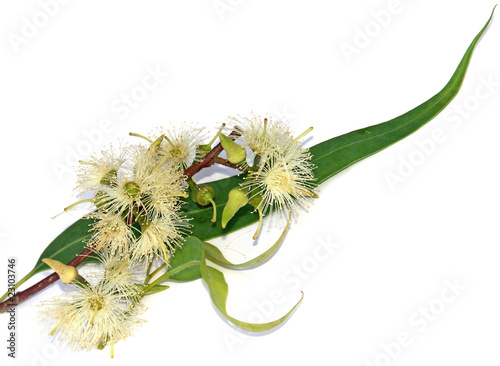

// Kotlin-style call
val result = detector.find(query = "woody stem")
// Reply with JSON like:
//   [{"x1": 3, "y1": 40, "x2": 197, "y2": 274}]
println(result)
[{"x1": 184, "y1": 131, "x2": 240, "y2": 178}]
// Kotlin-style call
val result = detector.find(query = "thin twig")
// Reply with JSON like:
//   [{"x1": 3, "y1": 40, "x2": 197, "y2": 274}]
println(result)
[
  {"x1": 213, "y1": 157, "x2": 248, "y2": 173},
  {"x1": 184, "y1": 131, "x2": 240, "y2": 179}
]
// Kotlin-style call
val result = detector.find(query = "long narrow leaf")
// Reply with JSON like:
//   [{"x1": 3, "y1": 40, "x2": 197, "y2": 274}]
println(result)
[
  {"x1": 200, "y1": 244, "x2": 303, "y2": 332},
  {"x1": 311, "y1": 8, "x2": 495, "y2": 184}
]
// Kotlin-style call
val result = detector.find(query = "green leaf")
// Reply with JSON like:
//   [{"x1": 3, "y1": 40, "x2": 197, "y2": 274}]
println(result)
[
  {"x1": 35, "y1": 219, "x2": 99, "y2": 270},
  {"x1": 163, "y1": 237, "x2": 203, "y2": 282},
  {"x1": 140, "y1": 238, "x2": 205, "y2": 292},
  {"x1": 203, "y1": 212, "x2": 291, "y2": 269},
  {"x1": 141, "y1": 237, "x2": 303, "y2": 331},
  {"x1": 310, "y1": 8, "x2": 496, "y2": 184},
  {"x1": 146, "y1": 211, "x2": 289, "y2": 285},
  {"x1": 7, "y1": 10, "x2": 494, "y2": 294},
  {"x1": 199, "y1": 241, "x2": 303, "y2": 332},
  {"x1": 142, "y1": 284, "x2": 170, "y2": 296}
]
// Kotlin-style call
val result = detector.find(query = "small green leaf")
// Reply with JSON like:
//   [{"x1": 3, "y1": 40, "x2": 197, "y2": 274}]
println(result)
[
  {"x1": 200, "y1": 244, "x2": 303, "y2": 332},
  {"x1": 142, "y1": 284, "x2": 170, "y2": 296}
]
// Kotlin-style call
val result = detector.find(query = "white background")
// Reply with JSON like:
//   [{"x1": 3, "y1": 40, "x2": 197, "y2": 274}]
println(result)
[{"x1": 1, "y1": 0, "x2": 500, "y2": 365}]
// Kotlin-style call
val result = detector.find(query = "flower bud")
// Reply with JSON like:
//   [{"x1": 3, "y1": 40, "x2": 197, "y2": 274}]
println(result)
[
  {"x1": 218, "y1": 133, "x2": 246, "y2": 164},
  {"x1": 100, "y1": 170, "x2": 117, "y2": 186},
  {"x1": 197, "y1": 186, "x2": 217, "y2": 223},
  {"x1": 197, "y1": 186, "x2": 215, "y2": 206},
  {"x1": 248, "y1": 194, "x2": 263, "y2": 209},
  {"x1": 198, "y1": 144, "x2": 212, "y2": 152},
  {"x1": 125, "y1": 182, "x2": 141, "y2": 198},
  {"x1": 148, "y1": 134, "x2": 164, "y2": 152},
  {"x1": 94, "y1": 191, "x2": 109, "y2": 209},
  {"x1": 42, "y1": 258, "x2": 80, "y2": 285},
  {"x1": 222, "y1": 188, "x2": 249, "y2": 229}
]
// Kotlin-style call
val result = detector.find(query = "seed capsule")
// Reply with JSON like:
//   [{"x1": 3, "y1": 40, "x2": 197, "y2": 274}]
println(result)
[{"x1": 218, "y1": 132, "x2": 246, "y2": 164}]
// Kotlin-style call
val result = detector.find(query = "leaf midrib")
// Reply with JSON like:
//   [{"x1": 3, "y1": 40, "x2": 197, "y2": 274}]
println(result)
[{"x1": 34, "y1": 233, "x2": 91, "y2": 272}]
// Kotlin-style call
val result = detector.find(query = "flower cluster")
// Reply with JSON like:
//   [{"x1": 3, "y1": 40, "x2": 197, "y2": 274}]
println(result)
[
  {"x1": 76, "y1": 141, "x2": 190, "y2": 265},
  {"x1": 221, "y1": 113, "x2": 317, "y2": 238},
  {"x1": 237, "y1": 114, "x2": 315, "y2": 210},
  {"x1": 39, "y1": 256, "x2": 144, "y2": 358}
]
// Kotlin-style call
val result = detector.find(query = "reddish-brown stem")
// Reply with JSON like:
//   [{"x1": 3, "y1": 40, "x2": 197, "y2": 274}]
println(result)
[
  {"x1": 0, "y1": 131, "x2": 240, "y2": 314},
  {"x1": 184, "y1": 131, "x2": 240, "y2": 179},
  {"x1": 213, "y1": 157, "x2": 248, "y2": 173},
  {"x1": 0, "y1": 248, "x2": 94, "y2": 313}
]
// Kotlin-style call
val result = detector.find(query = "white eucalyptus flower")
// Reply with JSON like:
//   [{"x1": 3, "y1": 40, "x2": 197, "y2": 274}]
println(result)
[
  {"x1": 225, "y1": 114, "x2": 317, "y2": 238},
  {"x1": 38, "y1": 275, "x2": 145, "y2": 357},
  {"x1": 88, "y1": 212, "x2": 136, "y2": 254},
  {"x1": 150, "y1": 124, "x2": 206, "y2": 169},
  {"x1": 94, "y1": 249, "x2": 143, "y2": 297},
  {"x1": 245, "y1": 145, "x2": 316, "y2": 216},
  {"x1": 228, "y1": 113, "x2": 303, "y2": 168},
  {"x1": 76, "y1": 144, "x2": 129, "y2": 196},
  {"x1": 131, "y1": 215, "x2": 188, "y2": 265},
  {"x1": 100, "y1": 145, "x2": 187, "y2": 222}
]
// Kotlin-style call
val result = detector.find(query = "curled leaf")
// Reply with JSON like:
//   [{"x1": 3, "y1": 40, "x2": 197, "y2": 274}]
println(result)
[{"x1": 200, "y1": 249, "x2": 303, "y2": 332}]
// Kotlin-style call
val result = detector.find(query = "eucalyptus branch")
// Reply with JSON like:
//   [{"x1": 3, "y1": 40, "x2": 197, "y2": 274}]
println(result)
[{"x1": 0, "y1": 8, "x2": 495, "y2": 354}]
